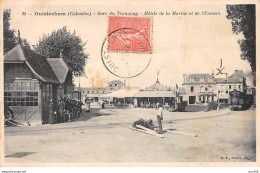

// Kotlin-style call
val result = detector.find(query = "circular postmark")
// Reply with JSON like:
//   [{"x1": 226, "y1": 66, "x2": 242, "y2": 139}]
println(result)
[{"x1": 101, "y1": 28, "x2": 152, "y2": 78}]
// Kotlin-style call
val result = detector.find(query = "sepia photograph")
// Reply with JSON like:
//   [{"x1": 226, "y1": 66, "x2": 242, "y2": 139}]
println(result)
[{"x1": 0, "y1": 0, "x2": 259, "y2": 168}]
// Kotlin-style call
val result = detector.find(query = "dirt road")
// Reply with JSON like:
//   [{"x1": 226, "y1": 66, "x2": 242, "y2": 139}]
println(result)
[{"x1": 4, "y1": 107, "x2": 256, "y2": 163}]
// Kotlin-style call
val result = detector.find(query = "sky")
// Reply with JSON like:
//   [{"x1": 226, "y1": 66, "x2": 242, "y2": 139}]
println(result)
[{"x1": 5, "y1": 3, "x2": 253, "y2": 88}]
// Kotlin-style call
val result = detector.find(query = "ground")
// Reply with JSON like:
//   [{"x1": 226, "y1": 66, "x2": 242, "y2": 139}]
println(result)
[{"x1": 4, "y1": 103, "x2": 256, "y2": 163}]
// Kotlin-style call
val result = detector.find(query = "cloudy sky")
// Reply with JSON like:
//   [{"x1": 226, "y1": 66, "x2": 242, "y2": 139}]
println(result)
[{"x1": 5, "y1": 2, "x2": 253, "y2": 88}]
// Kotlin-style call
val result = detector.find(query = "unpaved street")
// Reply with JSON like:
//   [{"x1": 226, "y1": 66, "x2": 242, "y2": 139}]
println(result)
[{"x1": 4, "y1": 106, "x2": 256, "y2": 163}]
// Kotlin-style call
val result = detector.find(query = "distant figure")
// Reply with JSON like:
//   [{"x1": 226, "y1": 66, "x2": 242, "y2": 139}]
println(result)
[
  {"x1": 102, "y1": 100, "x2": 105, "y2": 109},
  {"x1": 156, "y1": 105, "x2": 163, "y2": 134},
  {"x1": 156, "y1": 102, "x2": 159, "y2": 109},
  {"x1": 85, "y1": 97, "x2": 90, "y2": 112},
  {"x1": 134, "y1": 98, "x2": 138, "y2": 108}
]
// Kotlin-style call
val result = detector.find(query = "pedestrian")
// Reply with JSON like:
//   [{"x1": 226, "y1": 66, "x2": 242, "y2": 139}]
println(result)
[
  {"x1": 134, "y1": 98, "x2": 138, "y2": 108},
  {"x1": 85, "y1": 97, "x2": 90, "y2": 112},
  {"x1": 102, "y1": 100, "x2": 105, "y2": 109},
  {"x1": 157, "y1": 104, "x2": 163, "y2": 134}
]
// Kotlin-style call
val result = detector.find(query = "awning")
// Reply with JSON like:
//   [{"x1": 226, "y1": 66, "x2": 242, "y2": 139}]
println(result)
[
  {"x1": 103, "y1": 88, "x2": 140, "y2": 98},
  {"x1": 134, "y1": 90, "x2": 176, "y2": 98},
  {"x1": 198, "y1": 92, "x2": 216, "y2": 96}
]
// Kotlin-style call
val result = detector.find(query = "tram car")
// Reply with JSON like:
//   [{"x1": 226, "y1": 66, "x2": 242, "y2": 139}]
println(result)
[{"x1": 228, "y1": 90, "x2": 253, "y2": 111}]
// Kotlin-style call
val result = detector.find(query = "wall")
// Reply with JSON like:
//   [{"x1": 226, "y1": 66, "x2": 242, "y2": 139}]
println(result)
[{"x1": 4, "y1": 63, "x2": 35, "y2": 81}]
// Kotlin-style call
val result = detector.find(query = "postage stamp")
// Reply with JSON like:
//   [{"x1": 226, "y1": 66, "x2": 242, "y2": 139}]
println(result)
[{"x1": 108, "y1": 16, "x2": 152, "y2": 53}]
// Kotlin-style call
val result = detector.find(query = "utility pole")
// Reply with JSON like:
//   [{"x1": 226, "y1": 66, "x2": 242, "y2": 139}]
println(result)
[{"x1": 217, "y1": 89, "x2": 220, "y2": 111}]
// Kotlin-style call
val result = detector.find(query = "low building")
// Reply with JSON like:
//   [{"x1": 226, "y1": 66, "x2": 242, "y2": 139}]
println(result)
[
  {"x1": 134, "y1": 79, "x2": 176, "y2": 107},
  {"x1": 47, "y1": 58, "x2": 74, "y2": 101},
  {"x1": 4, "y1": 45, "x2": 60, "y2": 125},
  {"x1": 4, "y1": 45, "x2": 77, "y2": 125},
  {"x1": 81, "y1": 87, "x2": 107, "y2": 102},
  {"x1": 76, "y1": 80, "x2": 126, "y2": 103}
]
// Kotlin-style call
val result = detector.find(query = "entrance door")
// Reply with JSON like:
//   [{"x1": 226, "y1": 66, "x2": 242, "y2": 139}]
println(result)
[
  {"x1": 10, "y1": 106, "x2": 40, "y2": 123},
  {"x1": 189, "y1": 96, "x2": 196, "y2": 104},
  {"x1": 41, "y1": 84, "x2": 53, "y2": 124}
]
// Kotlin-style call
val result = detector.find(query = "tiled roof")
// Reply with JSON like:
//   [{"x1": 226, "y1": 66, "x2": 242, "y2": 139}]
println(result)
[
  {"x1": 229, "y1": 70, "x2": 245, "y2": 78},
  {"x1": 4, "y1": 45, "x2": 59, "y2": 84},
  {"x1": 147, "y1": 81, "x2": 168, "y2": 91},
  {"x1": 105, "y1": 88, "x2": 140, "y2": 98},
  {"x1": 76, "y1": 87, "x2": 107, "y2": 91},
  {"x1": 214, "y1": 77, "x2": 243, "y2": 83},
  {"x1": 188, "y1": 74, "x2": 211, "y2": 78},
  {"x1": 134, "y1": 90, "x2": 176, "y2": 98},
  {"x1": 4, "y1": 44, "x2": 26, "y2": 62},
  {"x1": 47, "y1": 58, "x2": 70, "y2": 83}
]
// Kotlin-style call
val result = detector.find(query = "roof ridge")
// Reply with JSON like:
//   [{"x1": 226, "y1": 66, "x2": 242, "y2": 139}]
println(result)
[
  {"x1": 22, "y1": 45, "x2": 60, "y2": 83},
  {"x1": 21, "y1": 45, "x2": 50, "y2": 59},
  {"x1": 4, "y1": 44, "x2": 26, "y2": 61}
]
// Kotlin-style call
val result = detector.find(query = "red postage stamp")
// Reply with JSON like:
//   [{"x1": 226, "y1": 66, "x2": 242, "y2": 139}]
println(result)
[{"x1": 108, "y1": 16, "x2": 152, "y2": 53}]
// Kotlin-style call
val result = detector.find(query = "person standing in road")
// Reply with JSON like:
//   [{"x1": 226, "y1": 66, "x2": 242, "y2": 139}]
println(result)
[{"x1": 157, "y1": 104, "x2": 163, "y2": 134}]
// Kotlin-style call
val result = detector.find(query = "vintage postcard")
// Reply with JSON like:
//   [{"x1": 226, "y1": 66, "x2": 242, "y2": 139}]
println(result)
[{"x1": 0, "y1": 0, "x2": 259, "y2": 167}]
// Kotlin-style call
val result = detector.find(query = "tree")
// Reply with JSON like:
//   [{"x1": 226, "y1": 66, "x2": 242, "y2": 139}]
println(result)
[
  {"x1": 3, "y1": 9, "x2": 17, "y2": 54},
  {"x1": 3, "y1": 9, "x2": 31, "y2": 53},
  {"x1": 226, "y1": 5, "x2": 256, "y2": 86},
  {"x1": 35, "y1": 27, "x2": 88, "y2": 73}
]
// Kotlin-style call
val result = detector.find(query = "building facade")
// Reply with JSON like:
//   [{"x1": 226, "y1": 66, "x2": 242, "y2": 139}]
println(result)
[
  {"x1": 4, "y1": 45, "x2": 60, "y2": 125},
  {"x1": 4, "y1": 45, "x2": 75, "y2": 125},
  {"x1": 182, "y1": 70, "x2": 246, "y2": 104},
  {"x1": 106, "y1": 80, "x2": 125, "y2": 91},
  {"x1": 134, "y1": 79, "x2": 176, "y2": 107},
  {"x1": 76, "y1": 80, "x2": 126, "y2": 102}
]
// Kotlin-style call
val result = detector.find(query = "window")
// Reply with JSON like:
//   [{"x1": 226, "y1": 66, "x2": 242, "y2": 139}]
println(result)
[
  {"x1": 200, "y1": 86, "x2": 204, "y2": 92},
  {"x1": 87, "y1": 91, "x2": 89, "y2": 93},
  {"x1": 4, "y1": 81, "x2": 39, "y2": 106},
  {"x1": 115, "y1": 84, "x2": 117, "y2": 87},
  {"x1": 229, "y1": 85, "x2": 232, "y2": 89},
  {"x1": 191, "y1": 86, "x2": 194, "y2": 92},
  {"x1": 4, "y1": 91, "x2": 38, "y2": 106},
  {"x1": 226, "y1": 90, "x2": 228, "y2": 94},
  {"x1": 194, "y1": 77, "x2": 200, "y2": 83},
  {"x1": 41, "y1": 83, "x2": 53, "y2": 105},
  {"x1": 209, "y1": 86, "x2": 213, "y2": 92}
]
